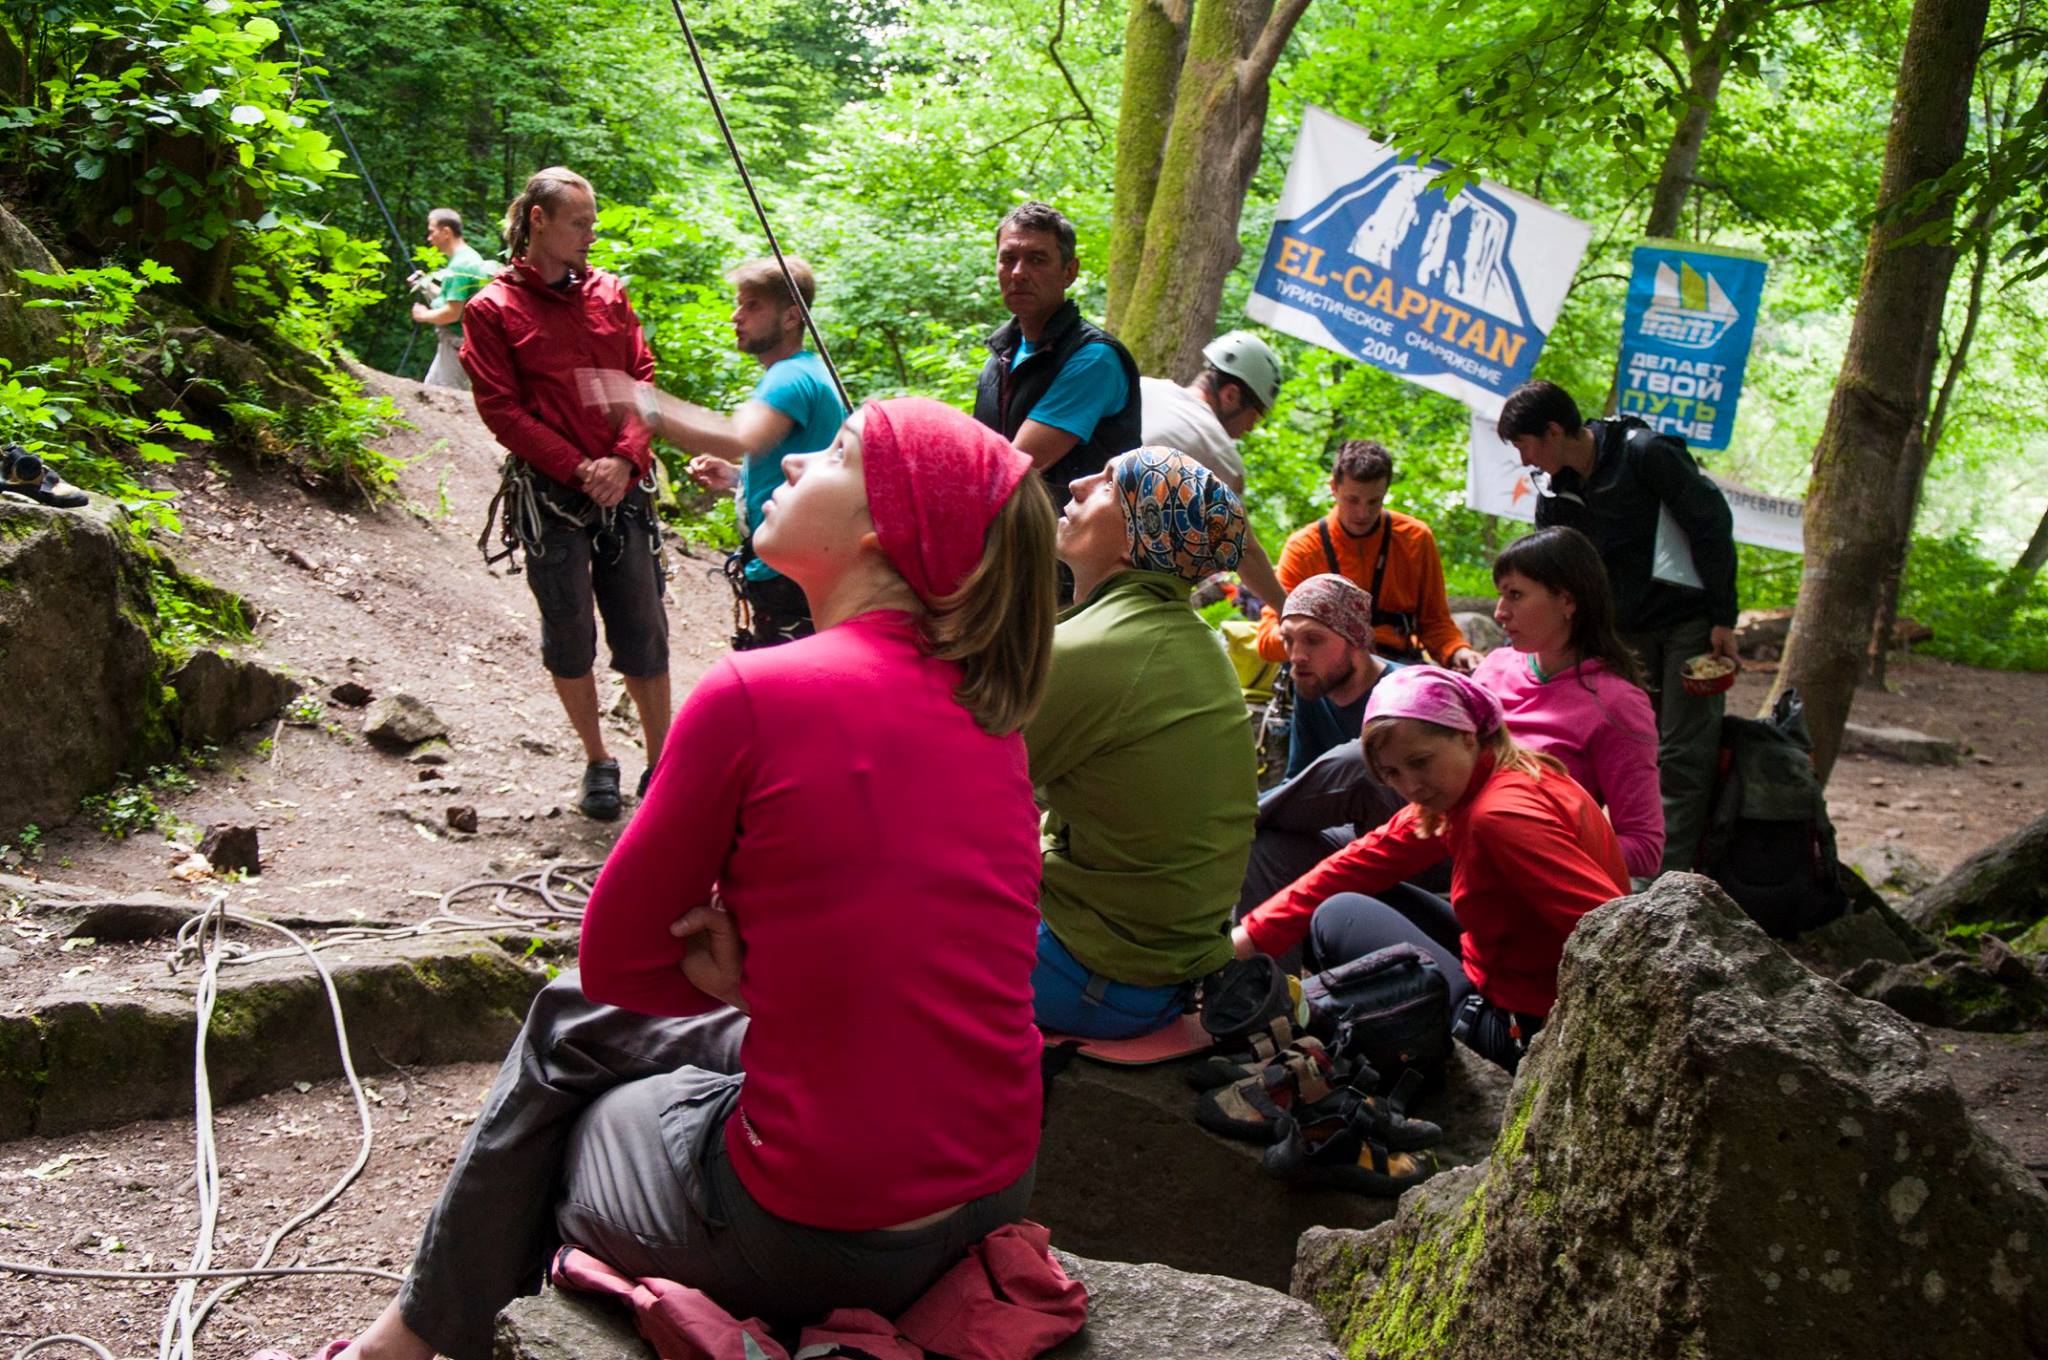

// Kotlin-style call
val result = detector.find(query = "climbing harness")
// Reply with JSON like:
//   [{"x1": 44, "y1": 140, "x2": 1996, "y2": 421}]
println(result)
[
  {"x1": 663, "y1": 0, "x2": 850, "y2": 412},
  {"x1": 477, "y1": 455, "x2": 663, "y2": 576}
]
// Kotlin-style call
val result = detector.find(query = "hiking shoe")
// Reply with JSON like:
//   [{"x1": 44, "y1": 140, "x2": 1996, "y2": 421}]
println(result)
[{"x1": 577, "y1": 759, "x2": 622, "y2": 820}]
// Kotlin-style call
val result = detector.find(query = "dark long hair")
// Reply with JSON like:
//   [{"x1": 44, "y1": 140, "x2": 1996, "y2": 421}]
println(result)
[{"x1": 1492, "y1": 527, "x2": 1647, "y2": 690}]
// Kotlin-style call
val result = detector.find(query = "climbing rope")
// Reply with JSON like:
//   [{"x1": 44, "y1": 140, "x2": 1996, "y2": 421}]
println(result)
[
  {"x1": 278, "y1": 10, "x2": 425, "y2": 376},
  {"x1": 664, "y1": 0, "x2": 851, "y2": 412},
  {"x1": 2, "y1": 864, "x2": 601, "y2": 1360}
]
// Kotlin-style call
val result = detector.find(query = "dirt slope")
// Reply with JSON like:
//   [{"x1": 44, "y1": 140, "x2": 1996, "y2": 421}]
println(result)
[{"x1": 19, "y1": 369, "x2": 735, "y2": 934}]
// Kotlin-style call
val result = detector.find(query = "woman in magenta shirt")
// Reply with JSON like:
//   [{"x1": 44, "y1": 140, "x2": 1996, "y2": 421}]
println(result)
[
  {"x1": 1473, "y1": 527, "x2": 1665, "y2": 877},
  {"x1": 318, "y1": 398, "x2": 1060, "y2": 1360}
]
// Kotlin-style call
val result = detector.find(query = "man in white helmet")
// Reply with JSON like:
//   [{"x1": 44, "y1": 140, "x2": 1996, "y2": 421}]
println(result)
[{"x1": 1138, "y1": 329, "x2": 1288, "y2": 607}]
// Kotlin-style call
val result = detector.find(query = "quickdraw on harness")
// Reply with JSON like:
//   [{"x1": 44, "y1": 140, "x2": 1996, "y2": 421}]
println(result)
[{"x1": 476, "y1": 455, "x2": 662, "y2": 576}]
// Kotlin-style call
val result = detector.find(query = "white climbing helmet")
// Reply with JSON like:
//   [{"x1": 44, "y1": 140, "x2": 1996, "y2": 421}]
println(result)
[{"x1": 1201, "y1": 330, "x2": 1283, "y2": 410}]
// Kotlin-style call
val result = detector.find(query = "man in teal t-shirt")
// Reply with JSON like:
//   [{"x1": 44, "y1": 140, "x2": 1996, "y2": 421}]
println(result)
[
  {"x1": 411, "y1": 208, "x2": 494, "y2": 390},
  {"x1": 581, "y1": 255, "x2": 846, "y2": 648}
]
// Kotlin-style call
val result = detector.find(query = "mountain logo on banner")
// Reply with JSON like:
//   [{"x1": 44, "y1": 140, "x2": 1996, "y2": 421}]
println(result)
[
  {"x1": 1640, "y1": 260, "x2": 1739, "y2": 350},
  {"x1": 1257, "y1": 157, "x2": 1541, "y2": 388}
]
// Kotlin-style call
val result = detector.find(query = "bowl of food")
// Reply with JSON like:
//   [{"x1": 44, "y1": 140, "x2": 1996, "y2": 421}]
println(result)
[{"x1": 1680, "y1": 653, "x2": 1738, "y2": 696}]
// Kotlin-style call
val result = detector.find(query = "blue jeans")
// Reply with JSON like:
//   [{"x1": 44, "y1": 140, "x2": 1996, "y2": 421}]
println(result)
[{"x1": 1031, "y1": 923, "x2": 1189, "y2": 1040}]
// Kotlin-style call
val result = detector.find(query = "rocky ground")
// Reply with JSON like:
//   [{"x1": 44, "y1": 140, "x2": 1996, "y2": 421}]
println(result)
[{"x1": 3, "y1": 367, "x2": 2045, "y2": 1357}]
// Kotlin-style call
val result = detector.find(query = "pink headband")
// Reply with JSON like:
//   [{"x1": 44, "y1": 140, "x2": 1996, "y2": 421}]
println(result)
[
  {"x1": 860, "y1": 397, "x2": 1033, "y2": 605},
  {"x1": 1363, "y1": 665, "x2": 1505, "y2": 739}
]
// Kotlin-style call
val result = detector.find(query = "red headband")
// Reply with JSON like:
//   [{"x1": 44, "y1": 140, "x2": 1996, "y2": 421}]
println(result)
[{"x1": 860, "y1": 397, "x2": 1033, "y2": 605}]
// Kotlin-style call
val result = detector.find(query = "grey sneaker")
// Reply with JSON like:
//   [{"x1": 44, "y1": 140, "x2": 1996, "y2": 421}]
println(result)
[{"x1": 577, "y1": 759, "x2": 622, "y2": 821}]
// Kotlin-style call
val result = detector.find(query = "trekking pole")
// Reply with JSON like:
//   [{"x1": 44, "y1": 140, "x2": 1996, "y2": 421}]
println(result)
[
  {"x1": 278, "y1": 10, "x2": 425, "y2": 377},
  {"x1": 663, "y1": 0, "x2": 852, "y2": 412}
]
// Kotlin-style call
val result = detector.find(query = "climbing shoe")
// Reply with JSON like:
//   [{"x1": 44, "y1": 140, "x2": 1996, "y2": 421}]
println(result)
[
  {"x1": 1194, "y1": 1038, "x2": 1342, "y2": 1144},
  {"x1": 1263, "y1": 1108, "x2": 1438, "y2": 1196},
  {"x1": 637, "y1": 766, "x2": 652, "y2": 800},
  {"x1": 1, "y1": 444, "x2": 87, "y2": 509},
  {"x1": 577, "y1": 758, "x2": 622, "y2": 821}
]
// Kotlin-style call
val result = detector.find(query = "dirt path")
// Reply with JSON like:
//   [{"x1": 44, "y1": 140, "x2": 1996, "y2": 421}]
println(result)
[
  {"x1": 20, "y1": 370, "x2": 735, "y2": 936},
  {"x1": 3, "y1": 368, "x2": 2046, "y2": 1354}
]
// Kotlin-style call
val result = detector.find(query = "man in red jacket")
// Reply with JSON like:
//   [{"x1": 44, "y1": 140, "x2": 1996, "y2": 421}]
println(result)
[{"x1": 460, "y1": 166, "x2": 669, "y2": 821}]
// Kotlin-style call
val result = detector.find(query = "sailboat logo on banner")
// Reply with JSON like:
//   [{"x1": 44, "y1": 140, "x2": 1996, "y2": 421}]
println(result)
[{"x1": 1639, "y1": 260, "x2": 1740, "y2": 350}]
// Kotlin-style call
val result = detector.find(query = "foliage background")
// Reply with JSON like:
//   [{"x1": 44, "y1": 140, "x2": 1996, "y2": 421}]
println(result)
[{"x1": 5, "y1": 0, "x2": 2046, "y2": 666}]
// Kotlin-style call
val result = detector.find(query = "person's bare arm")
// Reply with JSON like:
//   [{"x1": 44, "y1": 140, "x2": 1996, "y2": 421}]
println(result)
[
  {"x1": 1013, "y1": 418, "x2": 1081, "y2": 473},
  {"x1": 1237, "y1": 530, "x2": 1287, "y2": 613},
  {"x1": 411, "y1": 297, "x2": 464, "y2": 327},
  {"x1": 578, "y1": 370, "x2": 793, "y2": 461}
]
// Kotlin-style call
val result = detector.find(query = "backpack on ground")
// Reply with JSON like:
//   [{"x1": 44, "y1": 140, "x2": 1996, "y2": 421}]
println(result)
[
  {"x1": 1300, "y1": 943, "x2": 1451, "y2": 1094},
  {"x1": 1696, "y1": 688, "x2": 1848, "y2": 939}
]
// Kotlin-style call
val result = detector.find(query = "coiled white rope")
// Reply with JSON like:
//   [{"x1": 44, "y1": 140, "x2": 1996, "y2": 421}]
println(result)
[{"x1": 5, "y1": 867, "x2": 595, "y2": 1360}]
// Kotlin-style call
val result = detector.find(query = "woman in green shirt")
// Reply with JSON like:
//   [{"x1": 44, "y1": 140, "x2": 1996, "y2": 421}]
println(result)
[{"x1": 1026, "y1": 447, "x2": 1258, "y2": 1038}]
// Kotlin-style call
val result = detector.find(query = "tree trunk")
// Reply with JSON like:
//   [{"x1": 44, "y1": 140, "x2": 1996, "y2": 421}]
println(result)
[
  {"x1": 1769, "y1": 0, "x2": 1991, "y2": 782},
  {"x1": 1105, "y1": 0, "x2": 1190, "y2": 332},
  {"x1": 2000, "y1": 500, "x2": 2048, "y2": 596},
  {"x1": 1642, "y1": 2, "x2": 1742, "y2": 238},
  {"x1": 1865, "y1": 212, "x2": 1991, "y2": 690},
  {"x1": 1112, "y1": 0, "x2": 1310, "y2": 380}
]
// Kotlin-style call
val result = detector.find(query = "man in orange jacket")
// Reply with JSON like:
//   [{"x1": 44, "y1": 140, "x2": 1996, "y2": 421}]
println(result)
[{"x1": 1254, "y1": 440, "x2": 1476, "y2": 670}]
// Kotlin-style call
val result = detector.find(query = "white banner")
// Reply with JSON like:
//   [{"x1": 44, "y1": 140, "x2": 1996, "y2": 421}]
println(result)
[
  {"x1": 1246, "y1": 107, "x2": 1593, "y2": 413},
  {"x1": 1465, "y1": 413, "x2": 1805, "y2": 554}
]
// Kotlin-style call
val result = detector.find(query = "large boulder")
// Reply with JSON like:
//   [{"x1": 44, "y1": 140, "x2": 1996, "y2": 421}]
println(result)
[
  {"x1": 1292, "y1": 874, "x2": 2048, "y2": 1359},
  {"x1": 492, "y1": 1253, "x2": 1337, "y2": 1360},
  {"x1": 0, "y1": 498, "x2": 159, "y2": 838},
  {"x1": 1901, "y1": 810, "x2": 2048, "y2": 937},
  {"x1": 1033, "y1": 1044, "x2": 1512, "y2": 1289},
  {"x1": 0, "y1": 201, "x2": 65, "y2": 368}
]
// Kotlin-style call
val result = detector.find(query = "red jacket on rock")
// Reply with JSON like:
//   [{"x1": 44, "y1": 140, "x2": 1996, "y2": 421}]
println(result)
[{"x1": 459, "y1": 259, "x2": 657, "y2": 487}]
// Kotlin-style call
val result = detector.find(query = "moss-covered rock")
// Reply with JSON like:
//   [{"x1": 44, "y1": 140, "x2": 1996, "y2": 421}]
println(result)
[
  {"x1": 1293, "y1": 874, "x2": 2048, "y2": 1359},
  {"x1": 1902, "y1": 809, "x2": 2048, "y2": 936},
  {"x1": 0, "y1": 498, "x2": 158, "y2": 840},
  {"x1": 25, "y1": 933, "x2": 550, "y2": 1136}
]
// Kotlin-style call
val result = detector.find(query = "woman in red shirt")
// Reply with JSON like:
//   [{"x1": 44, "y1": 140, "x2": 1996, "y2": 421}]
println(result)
[
  {"x1": 308, "y1": 399, "x2": 1060, "y2": 1360},
  {"x1": 1232, "y1": 666, "x2": 1629, "y2": 1071}
]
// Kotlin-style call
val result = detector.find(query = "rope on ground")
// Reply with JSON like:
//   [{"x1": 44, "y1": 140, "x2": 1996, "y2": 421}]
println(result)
[{"x1": 5, "y1": 863, "x2": 598, "y2": 1360}]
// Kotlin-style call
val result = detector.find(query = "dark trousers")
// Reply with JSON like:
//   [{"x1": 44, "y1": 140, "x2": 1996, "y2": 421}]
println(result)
[
  {"x1": 1306, "y1": 890, "x2": 1541, "y2": 1074},
  {"x1": 398, "y1": 974, "x2": 1030, "y2": 1359},
  {"x1": 1625, "y1": 614, "x2": 1723, "y2": 873}
]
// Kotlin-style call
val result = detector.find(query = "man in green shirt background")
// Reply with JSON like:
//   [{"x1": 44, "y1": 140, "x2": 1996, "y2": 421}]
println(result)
[
  {"x1": 1025, "y1": 446, "x2": 1258, "y2": 1039},
  {"x1": 410, "y1": 208, "x2": 494, "y2": 390}
]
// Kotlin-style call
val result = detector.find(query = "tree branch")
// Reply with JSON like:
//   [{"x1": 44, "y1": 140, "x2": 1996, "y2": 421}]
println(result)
[
  {"x1": 1246, "y1": 0, "x2": 1314, "y2": 83},
  {"x1": 969, "y1": 112, "x2": 1091, "y2": 158},
  {"x1": 1047, "y1": 0, "x2": 1103, "y2": 143}
]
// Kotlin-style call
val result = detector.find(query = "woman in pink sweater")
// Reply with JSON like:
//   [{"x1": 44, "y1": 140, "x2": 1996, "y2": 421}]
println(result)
[
  {"x1": 1473, "y1": 527, "x2": 1664, "y2": 877},
  {"x1": 315, "y1": 398, "x2": 1060, "y2": 1360}
]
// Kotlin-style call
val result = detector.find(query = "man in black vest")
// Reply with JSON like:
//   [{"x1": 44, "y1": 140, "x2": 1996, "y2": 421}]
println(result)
[{"x1": 973, "y1": 202, "x2": 1142, "y2": 508}]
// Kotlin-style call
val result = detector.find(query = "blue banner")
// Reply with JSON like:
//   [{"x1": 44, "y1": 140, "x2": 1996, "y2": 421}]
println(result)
[
  {"x1": 1245, "y1": 108, "x2": 1590, "y2": 414},
  {"x1": 1614, "y1": 242, "x2": 1768, "y2": 451}
]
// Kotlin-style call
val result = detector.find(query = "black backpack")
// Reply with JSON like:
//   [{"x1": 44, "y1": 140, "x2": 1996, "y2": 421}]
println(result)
[
  {"x1": 1301, "y1": 943, "x2": 1451, "y2": 1093},
  {"x1": 1697, "y1": 688, "x2": 1847, "y2": 939}
]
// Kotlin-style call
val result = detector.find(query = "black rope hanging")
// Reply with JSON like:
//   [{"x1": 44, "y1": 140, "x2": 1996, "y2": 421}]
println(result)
[
  {"x1": 662, "y1": 0, "x2": 853, "y2": 412},
  {"x1": 279, "y1": 10, "x2": 424, "y2": 375}
]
